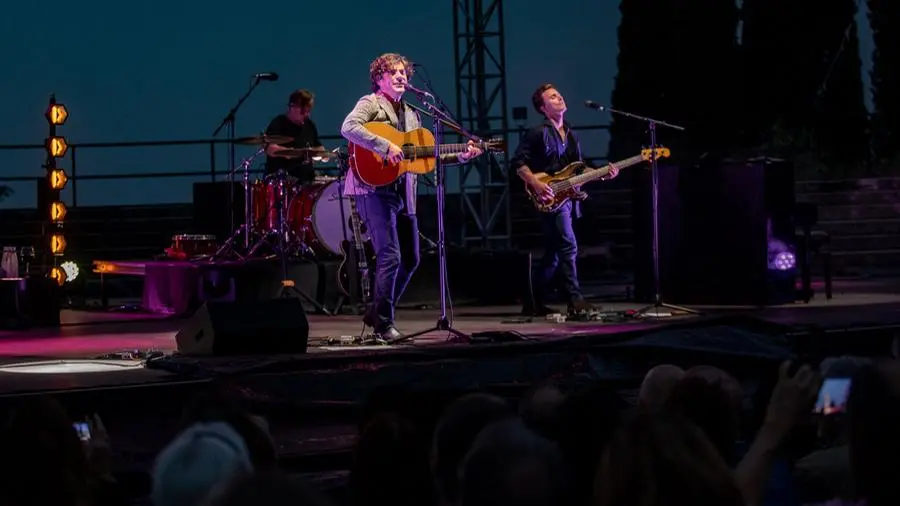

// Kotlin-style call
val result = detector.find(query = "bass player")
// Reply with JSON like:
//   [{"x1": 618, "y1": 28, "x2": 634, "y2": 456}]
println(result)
[
  {"x1": 511, "y1": 83, "x2": 619, "y2": 316},
  {"x1": 340, "y1": 52, "x2": 484, "y2": 343}
]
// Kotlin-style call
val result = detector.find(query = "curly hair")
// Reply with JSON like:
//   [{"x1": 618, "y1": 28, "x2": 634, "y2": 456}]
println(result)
[{"x1": 370, "y1": 53, "x2": 415, "y2": 92}]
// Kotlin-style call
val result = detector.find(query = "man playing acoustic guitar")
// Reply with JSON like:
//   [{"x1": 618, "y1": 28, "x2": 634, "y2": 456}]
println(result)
[
  {"x1": 512, "y1": 83, "x2": 619, "y2": 316},
  {"x1": 341, "y1": 52, "x2": 484, "y2": 343}
]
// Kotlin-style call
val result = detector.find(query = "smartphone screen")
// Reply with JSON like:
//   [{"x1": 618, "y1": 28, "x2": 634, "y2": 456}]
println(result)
[
  {"x1": 814, "y1": 378, "x2": 852, "y2": 415},
  {"x1": 73, "y1": 422, "x2": 91, "y2": 441}
]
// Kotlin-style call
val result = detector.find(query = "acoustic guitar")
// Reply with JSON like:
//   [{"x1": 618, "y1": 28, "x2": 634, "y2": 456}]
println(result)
[
  {"x1": 348, "y1": 122, "x2": 505, "y2": 187},
  {"x1": 526, "y1": 147, "x2": 671, "y2": 213}
]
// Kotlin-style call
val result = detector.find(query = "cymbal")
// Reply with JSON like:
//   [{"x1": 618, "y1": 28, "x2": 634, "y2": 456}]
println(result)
[
  {"x1": 275, "y1": 147, "x2": 329, "y2": 158},
  {"x1": 234, "y1": 134, "x2": 293, "y2": 145}
]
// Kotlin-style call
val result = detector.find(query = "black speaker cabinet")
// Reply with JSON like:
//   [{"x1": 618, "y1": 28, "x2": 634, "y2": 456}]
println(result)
[
  {"x1": 175, "y1": 298, "x2": 309, "y2": 356},
  {"x1": 633, "y1": 157, "x2": 796, "y2": 306}
]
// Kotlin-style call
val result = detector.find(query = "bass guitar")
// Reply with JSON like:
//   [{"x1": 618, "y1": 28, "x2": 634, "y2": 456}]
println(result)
[
  {"x1": 348, "y1": 122, "x2": 505, "y2": 187},
  {"x1": 337, "y1": 196, "x2": 374, "y2": 303},
  {"x1": 526, "y1": 147, "x2": 671, "y2": 213}
]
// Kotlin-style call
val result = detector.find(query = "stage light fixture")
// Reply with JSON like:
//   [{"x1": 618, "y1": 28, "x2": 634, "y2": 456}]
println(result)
[
  {"x1": 49, "y1": 168, "x2": 68, "y2": 190},
  {"x1": 50, "y1": 234, "x2": 67, "y2": 256},
  {"x1": 46, "y1": 136, "x2": 68, "y2": 158},
  {"x1": 60, "y1": 260, "x2": 79, "y2": 282},
  {"x1": 50, "y1": 201, "x2": 67, "y2": 223},
  {"x1": 49, "y1": 265, "x2": 67, "y2": 285},
  {"x1": 46, "y1": 103, "x2": 69, "y2": 126}
]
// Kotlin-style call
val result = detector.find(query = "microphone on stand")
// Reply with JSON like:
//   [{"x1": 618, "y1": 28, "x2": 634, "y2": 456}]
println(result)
[
  {"x1": 585, "y1": 100, "x2": 607, "y2": 111},
  {"x1": 253, "y1": 72, "x2": 279, "y2": 81},
  {"x1": 399, "y1": 79, "x2": 434, "y2": 100}
]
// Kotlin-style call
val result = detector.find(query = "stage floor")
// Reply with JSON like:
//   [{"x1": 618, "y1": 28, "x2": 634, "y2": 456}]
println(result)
[{"x1": 1, "y1": 277, "x2": 899, "y2": 397}]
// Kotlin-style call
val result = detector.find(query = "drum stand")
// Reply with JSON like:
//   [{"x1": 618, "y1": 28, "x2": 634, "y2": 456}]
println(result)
[
  {"x1": 211, "y1": 146, "x2": 265, "y2": 262},
  {"x1": 263, "y1": 170, "x2": 333, "y2": 316},
  {"x1": 246, "y1": 171, "x2": 314, "y2": 259}
]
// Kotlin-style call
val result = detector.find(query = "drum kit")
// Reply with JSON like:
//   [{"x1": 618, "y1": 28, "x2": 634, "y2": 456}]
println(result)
[
  {"x1": 198, "y1": 133, "x2": 368, "y2": 263},
  {"x1": 170, "y1": 133, "x2": 369, "y2": 315}
]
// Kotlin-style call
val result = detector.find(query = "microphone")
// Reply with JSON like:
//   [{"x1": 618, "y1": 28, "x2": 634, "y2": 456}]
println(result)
[
  {"x1": 585, "y1": 100, "x2": 606, "y2": 111},
  {"x1": 400, "y1": 80, "x2": 434, "y2": 100},
  {"x1": 253, "y1": 72, "x2": 279, "y2": 81}
]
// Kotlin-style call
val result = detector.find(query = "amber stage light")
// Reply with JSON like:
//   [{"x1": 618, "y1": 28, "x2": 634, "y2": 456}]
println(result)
[
  {"x1": 49, "y1": 266, "x2": 67, "y2": 285},
  {"x1": 50, "y1": 201, "x2": 67, "y2": 223},
  {"x1": 49, "y1": 169, "x2": 68, "y2": 190},
  {"x1": 50, "y1": 234, "x2": 67, "y2": 256},
  {"x1": 46, "y1": 136, "x2": 69, "y2": 158},
  {"x1": 45, "y1": 103, "x2": 69, "y2": 126}
]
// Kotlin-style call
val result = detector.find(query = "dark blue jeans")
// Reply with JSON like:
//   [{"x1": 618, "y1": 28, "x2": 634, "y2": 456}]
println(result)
[
  {"x1": 534, "y1": 201, "x2": 583, "y2": 305},
  {"x1": 356, "y1": 191, "x2": 420, "y2": 331}
]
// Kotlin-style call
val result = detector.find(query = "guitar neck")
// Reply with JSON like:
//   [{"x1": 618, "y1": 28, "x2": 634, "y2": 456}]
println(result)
[
  {"x1": 349, "y1": 198, "x2": 365, "y2": 247},
  {"x1": 568, "y1": 154, "x2": 646, "y2": 185},
  {"x1": 403, "y1": 143, "x2": 473, "y2": 159}
]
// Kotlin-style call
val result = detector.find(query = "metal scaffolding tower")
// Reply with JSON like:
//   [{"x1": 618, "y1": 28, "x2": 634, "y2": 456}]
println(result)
[{"x1": 453, "y1": 0, "x2": 511, "y2": 248}]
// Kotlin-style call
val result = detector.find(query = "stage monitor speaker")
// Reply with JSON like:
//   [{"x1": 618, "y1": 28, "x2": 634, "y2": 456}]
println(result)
[
  {"x1": 175, "y1": 298, "x2": 309, "y2": 356},
  {"x1": 192, "y1": 182, "x2": 245, "y2": 239},
  {"x1": 633, "y1": 157, "x2": 796, "y2": 306}
]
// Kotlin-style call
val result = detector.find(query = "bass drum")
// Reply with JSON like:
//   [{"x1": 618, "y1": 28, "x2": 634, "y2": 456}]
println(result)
[{"x1": 289, "y1": 180, "x2": 369, "y2": 257}]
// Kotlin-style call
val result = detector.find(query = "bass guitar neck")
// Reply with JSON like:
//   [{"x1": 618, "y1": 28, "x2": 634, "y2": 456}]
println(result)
[{"x1": 526, "y1": 147, "x2": 671, "y2": 213}]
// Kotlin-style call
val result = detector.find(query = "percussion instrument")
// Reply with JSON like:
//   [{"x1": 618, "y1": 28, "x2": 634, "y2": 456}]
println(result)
[
  {"x1": 288, "y1": 180, "x2": 369, "y2": 257},
  {"x1": 251, "y1": 176, "x2": 301, "y2": 232},
  {"x1": 272, "y1": 147, "x2": 330, "y2": 161},
  {"x1": 234, "y1": 134, "x2": 293, "y2": 145},
  {"x1": 169, "y1": 234, "x2": 217, "y2": 259}
]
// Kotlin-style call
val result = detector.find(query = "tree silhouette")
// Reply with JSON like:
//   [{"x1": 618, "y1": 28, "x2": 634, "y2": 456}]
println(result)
[
  {"x1": 742, "y1": 0, "x2": 868, "y2": 166},
  {"x1": 607, "y1": 0, "x2": 678, "y2": 162},
  {"x1": 608, "y1": 0, "x2": 741, "y2": 164},
  {"x1": 868, "y1": 0, "x2": 900, "y2": 164}
]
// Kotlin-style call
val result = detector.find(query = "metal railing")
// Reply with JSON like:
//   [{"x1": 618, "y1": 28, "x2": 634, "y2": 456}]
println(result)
[{"x1": 0, "y1": 126, "x2": 610, "y2": 209}]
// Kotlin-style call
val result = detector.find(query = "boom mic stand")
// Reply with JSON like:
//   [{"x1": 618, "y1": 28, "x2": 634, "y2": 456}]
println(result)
[
  {"x1": 212, "y1": 75, "x2": 270, "y2": 248},
  {"x1": 586, "y1": 101, "x2": 699, "y2": 318},
  {"x1": 393, "y1": 92, "x2": 478, "y2": 344}
]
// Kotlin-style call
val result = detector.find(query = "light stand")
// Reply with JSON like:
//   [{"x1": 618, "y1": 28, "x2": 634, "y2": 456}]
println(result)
[
  {"x1": 586, "y1": 102, "x2": 699, "y2": 317},
  {"x1": 212, "y1": 76, "x2": 268, "y2": 248},
  {"x1": 394, "y1": 95, "x2": 480, "y2": 344}
]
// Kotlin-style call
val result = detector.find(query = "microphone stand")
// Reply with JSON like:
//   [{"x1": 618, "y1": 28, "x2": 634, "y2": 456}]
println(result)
[
  {"x1": 212, "y1": 77, "x2": 265, "y2": 250},
  {"x1": 587, "y1": 103, "x2": 699, "y2": 317},
  {"x1": 394, "y1": 92, "x2": 475, "y2": 344}
]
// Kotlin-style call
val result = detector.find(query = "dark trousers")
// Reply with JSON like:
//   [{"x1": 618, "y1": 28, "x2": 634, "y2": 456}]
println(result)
[
  {"x1": 357, "y1": 191, "x2": 420, "y2": 331},
  {"x1": 534, "y1": 201, "x2": 583, "y2": 305}
]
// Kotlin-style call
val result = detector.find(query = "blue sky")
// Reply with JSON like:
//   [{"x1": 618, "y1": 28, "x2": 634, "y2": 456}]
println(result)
[{"x1": 0, "y1": 1, "x2": 873, "y2": 209}]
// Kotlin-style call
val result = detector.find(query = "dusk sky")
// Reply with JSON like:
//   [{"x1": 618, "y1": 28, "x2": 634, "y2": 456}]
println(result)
[{"x1": 0, "y1": 1, "x2": 873, "y2": 209}]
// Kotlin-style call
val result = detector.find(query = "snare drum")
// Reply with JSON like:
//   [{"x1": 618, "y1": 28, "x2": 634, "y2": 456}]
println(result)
[
  {"x1": 170, "y1": 234, "x2": 217, "y2": 259},
  {"x1": 288, "y1": 180, "x2": 369, "y2": 257},
  {"x1": 251, "y1": 176, "x2": 301, "y2": 231}
]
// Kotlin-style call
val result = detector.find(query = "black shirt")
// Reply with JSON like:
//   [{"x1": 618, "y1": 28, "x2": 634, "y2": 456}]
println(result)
[
  {"x1": 264, "y1": 114, "x2": 322, "y2": 183},
  {"x1": 510, "y1": 119, "x2": 583, "y2": 177}
]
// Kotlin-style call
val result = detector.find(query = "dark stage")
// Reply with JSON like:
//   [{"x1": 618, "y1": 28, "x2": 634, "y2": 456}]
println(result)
[{"x1": 1, "y1": 276, "x2": 899, "y2": 479}]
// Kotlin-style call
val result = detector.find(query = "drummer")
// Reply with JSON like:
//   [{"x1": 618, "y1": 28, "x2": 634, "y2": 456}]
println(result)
[{"x1": 264, "y1": 89, "x2": 326, "y2": 185}]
